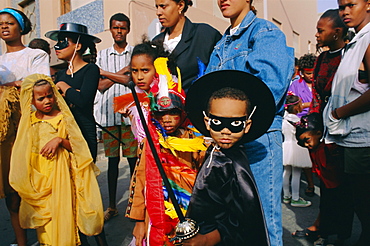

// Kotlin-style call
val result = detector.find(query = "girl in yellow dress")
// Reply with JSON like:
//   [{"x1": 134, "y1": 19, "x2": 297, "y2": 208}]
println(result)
[{"x1": 9, "y1": 73, "x2": 104, "y2": 245}]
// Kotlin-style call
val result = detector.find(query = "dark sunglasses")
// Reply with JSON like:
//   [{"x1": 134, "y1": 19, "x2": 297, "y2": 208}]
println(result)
[{"x1": 54, "y1": 37, "x2": 69, "y2": 50}]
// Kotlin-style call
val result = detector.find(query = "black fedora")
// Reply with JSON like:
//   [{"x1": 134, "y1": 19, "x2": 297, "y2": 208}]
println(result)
[
  {"x1": 186, "y1": 70, "x2": 276, "y2": 143},
  {"x1": 45, "y1": 23, "x2": 101, "y2": 43}
]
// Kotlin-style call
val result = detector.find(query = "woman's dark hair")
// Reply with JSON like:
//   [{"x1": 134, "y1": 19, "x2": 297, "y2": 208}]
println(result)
[
  {"x1": 295, "y1": 113, "x2": 324, "y2": 140},
  {"x1": 131, "y1": 36, "x2": 177, "y2": 75},
  {"x1": 250, "y1": 0, "x2": 257, "y2": 14},
  {"x1": 109, "y1": 13, "x2": 130, "y2": 29},
  {"x1": 320, "y1": 9, "x2": 348, "y2": 38},
  {"x1": 172, "y1": 0, "x2": 193, "y2": 13},
  {"x1": 0, "y1": 8, "x2": 32, "y2": 35},
  {"x1": 59, "y1": 33, "x2": 97, "y2": 63},
  {"x1": 285, "y1": 94, "x2": 300, "y2": 114},
  {"x1": 298, "y1": 53, "x2": 317, "y2": 70}
]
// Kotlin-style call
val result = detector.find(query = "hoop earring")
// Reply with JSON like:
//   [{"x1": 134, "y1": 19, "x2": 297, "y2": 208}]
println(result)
[{"x1": 333, "y1": 34, "x2": 338, "y2": 41}]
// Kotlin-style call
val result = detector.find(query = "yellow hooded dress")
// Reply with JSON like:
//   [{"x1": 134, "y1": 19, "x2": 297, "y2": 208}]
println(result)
[{"x1": 9, "y1": 74, "x2": 104, "y2": 245}]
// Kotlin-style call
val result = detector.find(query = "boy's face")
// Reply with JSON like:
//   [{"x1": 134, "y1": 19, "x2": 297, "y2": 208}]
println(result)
[
  {"x1": 204, "y1": 98, "x2": 251, "y2": 149},
  {"x1": 298, "y1": 131, "x2": 322, "y2": 150},
  {"x1": 153, "y1": 108, "x2": 183, "y2": 135},
  {"x1": 33, "y1": 84, "x2": 55, "y2": 115}
]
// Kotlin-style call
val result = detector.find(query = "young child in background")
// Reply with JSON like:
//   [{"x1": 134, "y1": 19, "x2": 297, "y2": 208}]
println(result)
[
  {"x1": 289, "y1": 53, "x2": 316, "y2": 118},
  {"x1": 289, "y1": 53, "x2": 317, "y2": 198},
  {"x1": 124, "y1": 60, "x2": 206, "y2": 246},
  {"x1": 296, "y1": 113, "x2": 353, "y2": 245},
  {"x1": 9, "y1": 74, "x2": 104, "y2": 246},
  {"x1": 183, "y1": 70, "x2": 274, "y2": 245},
  {"x1": 282, "y1": 92, "x2": 312, "y2": 207}
]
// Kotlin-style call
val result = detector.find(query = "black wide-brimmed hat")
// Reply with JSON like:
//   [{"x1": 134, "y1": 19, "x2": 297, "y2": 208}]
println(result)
[
  {"x1": 186, "y1": 70, "x2": 276, "y2": 143},
  {"x1": 45, "y1": 23, "x2": 101, "y2": 43}
]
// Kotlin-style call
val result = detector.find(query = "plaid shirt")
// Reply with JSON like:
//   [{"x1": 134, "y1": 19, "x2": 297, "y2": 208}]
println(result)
[{"x1": 95, "y1": 45, "x2": 133, "y2": 126}]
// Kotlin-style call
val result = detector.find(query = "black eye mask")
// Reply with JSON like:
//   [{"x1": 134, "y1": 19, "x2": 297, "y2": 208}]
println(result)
[
  {"x1": 207, "y1": 113, "x2": 247, "y2": 133},
  {"x1": 54, "y1": 37, "x2": 69, "y2": 50}
]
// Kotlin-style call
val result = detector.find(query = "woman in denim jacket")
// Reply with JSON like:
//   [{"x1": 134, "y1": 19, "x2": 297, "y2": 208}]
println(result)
[{"x1": 205, "y1": 1, "x2": 294, "y2": 245}]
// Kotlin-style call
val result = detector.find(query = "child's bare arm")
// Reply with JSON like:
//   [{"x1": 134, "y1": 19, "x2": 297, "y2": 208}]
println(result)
[
  {"x1": 40, "y1": 137, "x2": 72, "y2": 159},
  {"x1": 182, "y1": 229, "x2": 221, "y2": 246},
  {"x1": 132, "y1": 221, "x2": 146, "y2": 246}
]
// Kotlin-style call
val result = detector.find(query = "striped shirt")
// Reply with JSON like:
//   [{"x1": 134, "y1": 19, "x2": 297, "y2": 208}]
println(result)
[{"x1": 95, "y1": 45, "x2": 133, "y2": 126}]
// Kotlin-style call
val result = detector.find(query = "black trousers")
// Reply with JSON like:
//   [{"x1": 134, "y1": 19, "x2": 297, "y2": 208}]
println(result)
[{"x1": 319, "y1": 175, "x2": 354, "y2": 240}]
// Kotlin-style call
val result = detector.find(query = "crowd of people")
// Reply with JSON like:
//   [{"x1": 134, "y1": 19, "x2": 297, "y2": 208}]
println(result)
[{"x1": 0, "y1": 0, "x2": 369, "y2": 246}]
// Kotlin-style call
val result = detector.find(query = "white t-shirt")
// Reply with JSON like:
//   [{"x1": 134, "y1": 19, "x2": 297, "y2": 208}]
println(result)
[{"x1": 0, "y1": 47, "x2": 50, "y2": 84}]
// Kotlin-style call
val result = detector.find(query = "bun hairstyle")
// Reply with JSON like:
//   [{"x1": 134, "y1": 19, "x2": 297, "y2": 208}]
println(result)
[
  {"x1": 131, "y1": 36, "x2": 177, "y2": 75},
  {"x1": 295, "y1": 113, "x2": 324, "y2": 140},
  {"x1": 173, "y1": 0, "x2": 193, "y2": 13},
  {"x1": 320, "y1": 9, "x2": 348, "y2": 38},
  {"x1": 0, "y1": 8, "x2": 32, "y2": 35},
  {"x1": 250, "y1": 0, "x2": 257, "y2": 14},
  {"x1": 285, "y1": 93, "x2": 300, "y2": 114}
]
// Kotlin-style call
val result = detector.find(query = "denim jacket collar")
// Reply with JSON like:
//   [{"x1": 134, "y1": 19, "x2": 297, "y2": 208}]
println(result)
[{"x1": 226, "y1": 11, "x2": 256, "y2": 37}]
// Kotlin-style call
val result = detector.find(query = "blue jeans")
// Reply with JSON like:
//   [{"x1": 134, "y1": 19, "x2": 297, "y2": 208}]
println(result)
[{"x1": 244, "y1": 131, "x2": 283, "y2": 246}]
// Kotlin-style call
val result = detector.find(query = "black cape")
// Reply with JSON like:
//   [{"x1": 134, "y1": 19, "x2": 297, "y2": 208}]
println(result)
[{"x1": 187, "y1": 145, "x2": 270, "y2": 245}]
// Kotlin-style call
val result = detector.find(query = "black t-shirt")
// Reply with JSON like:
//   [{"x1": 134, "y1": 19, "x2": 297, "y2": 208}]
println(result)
[{"x1": 55, "y1": 63, "x2": 100, "y2": 159}]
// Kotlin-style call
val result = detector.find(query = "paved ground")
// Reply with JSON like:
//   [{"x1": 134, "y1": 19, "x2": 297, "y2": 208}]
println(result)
[{"x1": 0, "y1": 143, "x2": 361, "y2": 245}]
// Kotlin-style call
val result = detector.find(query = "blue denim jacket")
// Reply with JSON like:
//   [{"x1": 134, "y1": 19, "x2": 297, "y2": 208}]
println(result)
[{"x1": 206, "y1": 11, "x2": 294, "y2": 131}]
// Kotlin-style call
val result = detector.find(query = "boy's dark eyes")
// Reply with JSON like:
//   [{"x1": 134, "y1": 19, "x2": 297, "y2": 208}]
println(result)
[
  {"x1": 231, "y1": 121, "x2": 243, "y2": 127},
  {"x1": 211, "y1": 119, "x2": 221, "y2": 125},
  {"x1": 112, "y1": 27, "x2": 127, "y2": 30}
]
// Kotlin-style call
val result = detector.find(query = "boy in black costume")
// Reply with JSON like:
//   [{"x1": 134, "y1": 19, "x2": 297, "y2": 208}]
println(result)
[{"x1": 183, "y1": 70, "x2": 275, "y2": 245}]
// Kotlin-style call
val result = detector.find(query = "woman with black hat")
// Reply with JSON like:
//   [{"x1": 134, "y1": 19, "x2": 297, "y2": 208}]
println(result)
[
  {"x1": 46, "y1": 23, "x2": 101, "y2": 162},
  {"x1": 0, "y1": 7, "x2": 50, "y2": 246},
  {"x1": 45, "y1": 23, "x2": 108, "y2": 246}
]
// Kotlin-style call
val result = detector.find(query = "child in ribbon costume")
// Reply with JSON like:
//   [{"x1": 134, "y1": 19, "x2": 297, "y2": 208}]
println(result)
[{"x1": 123, "y1": 58, "x2": 206, "y2": 246}]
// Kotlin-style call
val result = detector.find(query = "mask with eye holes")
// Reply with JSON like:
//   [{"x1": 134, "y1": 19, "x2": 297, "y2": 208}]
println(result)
[
  {"x1": 207, "y1": 114, "x2": 247, "y2": 133},
  {"x1": 54, "y1": 37, "x2": 69, "y2": 50}
]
